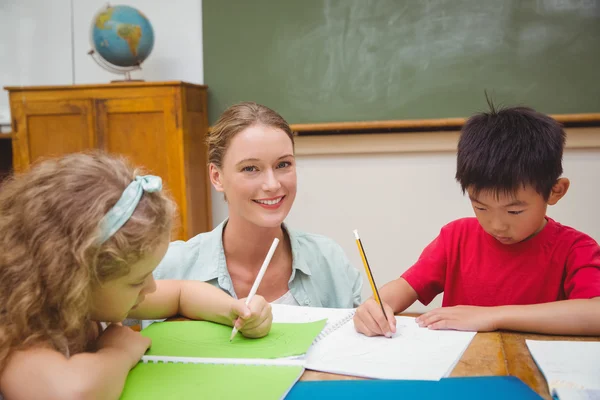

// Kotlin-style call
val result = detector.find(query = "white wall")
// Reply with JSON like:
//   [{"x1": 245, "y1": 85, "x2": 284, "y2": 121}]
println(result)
[
  {"x1": 0, "y1": 0, "x2": 204, "y2": 125},
  {"x1": 4, "y1": 1, "x2": 599, "y2": 313},
  {"x1": 0, "y1": 0, "x2": 73, "y2": 124},
  {"x1": 72, "y1": 0, "x2": 204, "y2": 84},
  {"x1": 211, "y1": 147, "x2": 600, "y2": 312}
]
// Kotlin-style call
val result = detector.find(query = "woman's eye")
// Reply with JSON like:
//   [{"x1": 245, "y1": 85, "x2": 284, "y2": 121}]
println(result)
[
  {"x1": 242, "y1": 166, "x2": 257, "y2": 172},
  {"x1": 277, "y1": 161, "x2": 291, "y2": 168}
]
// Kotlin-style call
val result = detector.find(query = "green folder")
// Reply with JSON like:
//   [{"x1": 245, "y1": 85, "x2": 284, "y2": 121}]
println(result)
[{"x1": 120, "y1": 320, "x2": 326, "y2": 400}]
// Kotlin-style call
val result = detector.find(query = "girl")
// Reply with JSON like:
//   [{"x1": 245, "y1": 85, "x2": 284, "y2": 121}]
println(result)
[
  {"x1": 0, "y1": 152, "x2": 271, "y2": 399},
  {"x1": 153, "y1": 102, "x2": 362, "y2": 308}
]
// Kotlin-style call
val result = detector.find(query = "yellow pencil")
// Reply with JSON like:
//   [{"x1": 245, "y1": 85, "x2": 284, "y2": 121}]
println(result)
[{"x1": 353, "y1": 229, "x2": 388, "y2": 319}]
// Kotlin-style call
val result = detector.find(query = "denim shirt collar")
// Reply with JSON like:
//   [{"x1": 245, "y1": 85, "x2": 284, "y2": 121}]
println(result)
[{"x1": 206, "y1": 219, "x2": 312, "y2": 298}]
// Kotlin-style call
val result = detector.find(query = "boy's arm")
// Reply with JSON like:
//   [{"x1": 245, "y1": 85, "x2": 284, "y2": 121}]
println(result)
[
  {"x1": 130, "y1": 280, "x2": 272, "y2": 338},
  {"x1": 419, "y1": 237, "x2": 600, "y2": 335},
  {"x1": 355, "y1": 227, "x2": 449, "y2": 337},
  {"x1": 497, "y1": 298, "x2": 600, "y2": 335},
  {"x1": 380, "y1": 277, "x2": 420, "y2": 313},
  {"x1": 354, "y1": 278, "x2": 418, "y2": 337},
  {"x1": 0, "y1": 325, "x2": 149, "y2": 400},
  {"x1": 417, "y1": 298, "x2": 600, "y2": 335}
]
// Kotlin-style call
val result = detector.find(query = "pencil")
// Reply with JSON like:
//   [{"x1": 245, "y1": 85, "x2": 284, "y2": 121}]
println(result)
[
  {"x1": 353, "y1": 229, "x2": 388, "y2": 319},
  {"x1": 229, "y1": 237, "x2": 280, "y2": 342}
]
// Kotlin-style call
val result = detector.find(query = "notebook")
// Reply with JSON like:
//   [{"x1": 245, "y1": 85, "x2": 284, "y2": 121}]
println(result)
[
  {"x1": 119, "y1": 320, "x2": 326, "y2": 400},
  {"x1": 271, "y1": 304, "x2": 477, "y2": 380},
  {"x1": 285, "y1": 376, "x2": 543, "y2": 400},
  {"x1": 271, "y1": 303, "x2": 356, "y2": 342},
  {"x1": 526, "y1": 340, "x2": 600, "y2": 400}
]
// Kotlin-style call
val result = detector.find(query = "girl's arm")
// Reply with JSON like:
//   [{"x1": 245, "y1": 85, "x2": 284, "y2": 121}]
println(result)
[
  {"x1": 129, "y1": 280, "x2": 272, "y2": 338},
  {"x1": 0, "y1": 325, "x2": 150, "y2": 400}
]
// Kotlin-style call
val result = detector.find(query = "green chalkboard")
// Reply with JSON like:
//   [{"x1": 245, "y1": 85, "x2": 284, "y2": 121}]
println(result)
[{"x1": 203, "y1": 0, "x2": 600, "y2": 125}]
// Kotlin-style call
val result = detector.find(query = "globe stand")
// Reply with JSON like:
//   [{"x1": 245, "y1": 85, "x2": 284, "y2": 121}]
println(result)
[{"x1": 88, "y1": 49, "x2": 144, "y2": 82}]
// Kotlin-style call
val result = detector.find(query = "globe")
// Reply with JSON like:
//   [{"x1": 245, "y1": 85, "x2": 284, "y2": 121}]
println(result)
[{"x1": 89, "y1": 5, "x2": 154, "y2": 78}]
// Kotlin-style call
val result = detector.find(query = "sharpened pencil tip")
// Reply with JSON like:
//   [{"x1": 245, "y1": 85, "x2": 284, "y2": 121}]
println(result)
[{"x1": 229, "y1": 327, "x2": 238, "y2": 342}]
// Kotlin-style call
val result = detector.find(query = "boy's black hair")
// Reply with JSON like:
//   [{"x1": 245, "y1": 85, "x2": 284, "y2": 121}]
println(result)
[{"x1": 456, "y1": 99, "x2": 565, "y2": 200}]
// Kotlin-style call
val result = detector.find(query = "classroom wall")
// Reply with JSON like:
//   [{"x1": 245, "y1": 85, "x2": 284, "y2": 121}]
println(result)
[
  {"x1": 4, "y1": 1, "x2": 599, "y2": 313},
  {"x1": 0, "y1": 0, "x2": 72, "y2": 124},
  {"x1": 0, "y1": 0, "x2": 204, "y2": 124},
  {"x1": 211, "y1": 147, "x2": 600, "y2": 312},
  {"x1": 72, "y1": 0, "x2": 204, "y2": 84}
]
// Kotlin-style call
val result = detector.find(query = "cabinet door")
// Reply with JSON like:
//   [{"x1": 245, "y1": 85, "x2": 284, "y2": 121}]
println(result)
[
  {"x1": 12, "y1": 100, "x2": 95, "y2": 171},
  {"x1": 95, "y1": 96, "x2": 186, "y2": 238}
]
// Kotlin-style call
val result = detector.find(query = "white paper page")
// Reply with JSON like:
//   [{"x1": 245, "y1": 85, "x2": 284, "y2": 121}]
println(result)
[
  {"x1": 553, "y1": 388, "x2": 600, "y2": 400},
  {"x1": 526, "y1": 340, "x2": 600, "y2": 394},
  {"x1": 271, "y1": 304, "x2": 355, "y2": 331},
  {"x1": 305, "y1": 316, "x2": 476, "y2": 381}
]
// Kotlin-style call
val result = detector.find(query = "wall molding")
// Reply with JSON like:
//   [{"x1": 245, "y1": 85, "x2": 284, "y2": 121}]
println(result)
[
  {"x1": 295, "y1": 126, "x2": 600, "y2": 156},
  {"x1": 291, "y1": 113, "x2": 600, "y2": 134}
]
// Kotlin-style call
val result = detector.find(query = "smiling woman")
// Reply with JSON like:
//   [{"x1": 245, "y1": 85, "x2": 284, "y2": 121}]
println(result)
[{"x1": 153, "y1": 102, "x2": 363, "y2": 308}]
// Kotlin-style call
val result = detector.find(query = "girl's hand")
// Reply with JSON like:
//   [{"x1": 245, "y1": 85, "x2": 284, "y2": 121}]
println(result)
[
  {"x1": 230, "y1": 295, "x2": 273, "y2": 338},
  {"x1": 94, "y1": 324, "x2": 151, "y2": 367}
]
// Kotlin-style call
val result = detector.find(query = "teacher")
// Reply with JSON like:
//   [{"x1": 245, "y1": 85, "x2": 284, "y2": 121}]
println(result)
[{"x1": 154, "y1": 102, "x2": 362, "y2": 308}]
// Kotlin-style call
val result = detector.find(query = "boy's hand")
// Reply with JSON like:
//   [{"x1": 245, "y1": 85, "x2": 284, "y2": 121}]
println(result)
[
  {"x1": 94, "y1": 324, "x2": 151, "y2": 367},
  {"x1": 230, "y1": 295, "x2": 273, "y2": 338},
  {"x1": 416, "y1": 306, "x2": 499, "y2": 332},
  {"x1": 354, "y1": 298, "x2": 396, "y2": 338}
]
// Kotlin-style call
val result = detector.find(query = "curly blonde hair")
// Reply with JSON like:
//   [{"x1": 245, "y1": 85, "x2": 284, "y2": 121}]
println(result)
[
  {"x1": 207, "y1": 102, "x2": 295, "y2": 168},
  {"x1": 0, "y1": 151, "x2": 175, "y2": 370}
]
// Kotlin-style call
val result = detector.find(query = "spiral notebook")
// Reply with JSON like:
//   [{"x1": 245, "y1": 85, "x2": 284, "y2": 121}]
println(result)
[
  {"x1": 272, "y1": 304, "x2": 476, "y2": 380},
  {"x1": 271, "y1": 303, "x2": 356, "y2": 343},
  {"x1": 119, "y1": 320, "x2": 326, "y2": 400}
]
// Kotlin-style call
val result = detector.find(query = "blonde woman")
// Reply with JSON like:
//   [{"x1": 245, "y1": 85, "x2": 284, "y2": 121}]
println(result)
[{"x1": 154, "y1": 102, "x2": 362, "y2": 308}]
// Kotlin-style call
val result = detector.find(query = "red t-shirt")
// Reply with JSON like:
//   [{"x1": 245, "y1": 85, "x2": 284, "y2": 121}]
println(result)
[{"x1": 402, "y1": 217, "x2": 600, "y2": 306}]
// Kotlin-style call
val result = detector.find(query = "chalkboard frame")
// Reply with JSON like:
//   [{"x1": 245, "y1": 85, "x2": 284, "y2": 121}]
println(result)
[{"x1": 290, "y1": 113, "x2": 600, "y2": 136}]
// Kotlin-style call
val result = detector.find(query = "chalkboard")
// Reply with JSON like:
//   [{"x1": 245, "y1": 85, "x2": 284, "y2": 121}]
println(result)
[{"x1": 203, "y1": 0, "x2": 600, "y2": 125}]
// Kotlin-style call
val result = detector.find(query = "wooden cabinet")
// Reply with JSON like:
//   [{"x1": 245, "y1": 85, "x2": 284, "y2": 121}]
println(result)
[
  {"x1": 0, "y1": 135, "x2": 11, "y2": 184},
  {"x1": 4, "y1": 81, "x2": 212, "y2": 240}
]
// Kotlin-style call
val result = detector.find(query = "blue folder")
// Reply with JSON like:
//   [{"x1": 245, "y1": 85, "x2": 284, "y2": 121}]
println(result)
[{"x1": 285, "y1": 376, "x2": 542, "y2": 399}]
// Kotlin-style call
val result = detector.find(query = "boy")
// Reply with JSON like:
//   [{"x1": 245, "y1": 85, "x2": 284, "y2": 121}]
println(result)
[{"x1": 354, "y1": 104, "x2": 600, "y2": 337}]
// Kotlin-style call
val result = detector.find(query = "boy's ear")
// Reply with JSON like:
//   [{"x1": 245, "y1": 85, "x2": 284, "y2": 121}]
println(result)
[
  {"x1": 547, "y1": 178, "x2": 570, "y2": 205},
  {"x1": 209, "y1": 163, "x2": 225, "y2": 193}
]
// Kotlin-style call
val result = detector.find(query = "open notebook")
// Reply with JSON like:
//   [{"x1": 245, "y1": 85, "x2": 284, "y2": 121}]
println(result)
[
  {"x1": 272, "y1": 304, "x2": 477, "y2": 380},
  {"x1": 271, "y1": 303, "x2": 357, "y2": 342},
  {"x1": 526, "y1": 340, "x2": 600, "y2": 400},
  {"x1": 120, "y1": 320, "x2": 325, "y2": 400}
]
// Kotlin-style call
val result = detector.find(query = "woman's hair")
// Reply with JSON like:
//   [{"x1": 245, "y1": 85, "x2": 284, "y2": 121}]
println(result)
[
  {"x1": 207, "y1": 102, "x2": 295, "y2": 168},
  {"x1": 0, "y1": 151, "x2": 175, "y2": 369}
]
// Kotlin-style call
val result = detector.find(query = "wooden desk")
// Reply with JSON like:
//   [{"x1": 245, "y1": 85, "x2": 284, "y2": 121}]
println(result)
[
  {"x1": 161, "y1": 315, "x2": 599, "y2": 399},
  {"x1": 301, "y1": 331, "x2": 600, "y2": 400}
]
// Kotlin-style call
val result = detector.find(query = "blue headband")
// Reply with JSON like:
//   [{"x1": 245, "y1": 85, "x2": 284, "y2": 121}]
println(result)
[{"x1": 97, "y1": 175, "x2": 163, "y2": 244}]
